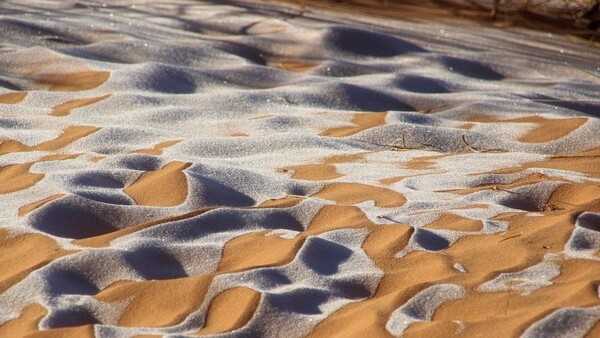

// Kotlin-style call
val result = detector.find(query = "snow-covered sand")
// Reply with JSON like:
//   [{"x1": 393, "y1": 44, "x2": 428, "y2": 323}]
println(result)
[{"x1": 1, "y1": 0, "x2": 600, "y2": 336}]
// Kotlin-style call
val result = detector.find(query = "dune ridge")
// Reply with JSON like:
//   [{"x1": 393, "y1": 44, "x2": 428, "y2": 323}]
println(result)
[{"x1": 0, "y1": 0, "x2": 600, "y2": 337}]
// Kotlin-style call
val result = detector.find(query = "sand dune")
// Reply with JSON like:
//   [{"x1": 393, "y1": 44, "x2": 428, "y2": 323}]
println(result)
[{"x1": 0, "y1": 0, "x2": 600, "y2": 337}]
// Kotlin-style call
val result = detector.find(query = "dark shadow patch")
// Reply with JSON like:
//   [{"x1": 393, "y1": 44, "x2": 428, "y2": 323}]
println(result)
[
  {"x1": 282, "y1": 82, "x2": 414, "y2": 111},
  {"x1": 123, "y1": 245, "x2": 188, "y2": 280},
  {"x1": 70, "y1": 171, "x2": 126, "y2": 189},
  {"x1": 30, "y1": 200, "x2": 117, "y2": 239},
  {"x1": 576, "y1": 213, "x2": 600, "y2": 232},
  {"x1": 331, "y1": 280, "x2": 371, "y2": 300},
  {"x1": 394, "y1": 74, "x2": 451, "y2": 94},
  {"x1": 44, "y1": 306, "x2": 98, "y2": 328},
  {"x1": 158, "y1": 208, "x2": 304, "y2": 242},
  {"x1": 441, "y1": 56, "x2": 504, "y2": 80},
  {"x1": 300, "y1": 237, "x2": 353, "y2": 275},
  {"x1": 187, "y1": 172, "x2": 255, "y2": 207},
  {"x1": 253, "y1": 269, "x2": 293, "y2": 288},
  {"x1": 72, "y1": 191, "x2": 132, "y2": 205},
  {"x1": 140, "y1": 65, "x2": 197, "y2": 94},
  {"x1": 268, "y1": 288, "x2": 329, "y2": 315},
  {"x1": 498, "y1": 194, "x2": 541, "y2": 212},
  {"x1": 324, "y1": 26, "x2": 426, "y2": 57},
  {"x1": 46, "y1": 269, "x2": 99, "y2": 296},
  {"x1": 414, "y1": 228, "x2": 449, "y2": 251},
  {"x1": 0, "y1": 78, "x2": 23, "y2": 91},
  {"x1": 523, "y1": 307, "x2": 600, "y2": 338},
  {"x1": 568, "y1": 232, "x2": 596, "y2": 251},
  {"x1": 215, "y1": 40, "x2": 267, "y2": 65}
]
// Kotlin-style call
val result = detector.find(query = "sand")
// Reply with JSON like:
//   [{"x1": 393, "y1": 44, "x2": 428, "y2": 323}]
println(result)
[{"x1": 0, "y1": 0, "x2": 600, "y2": 337}]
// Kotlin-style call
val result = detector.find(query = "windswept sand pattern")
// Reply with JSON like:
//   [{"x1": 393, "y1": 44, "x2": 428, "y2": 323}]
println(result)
[{"x1": 1, "y1": 1, "x2": 600, "y2": 337}]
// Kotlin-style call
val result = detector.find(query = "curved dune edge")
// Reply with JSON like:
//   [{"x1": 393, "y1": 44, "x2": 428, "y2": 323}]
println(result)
[
  {"x1": 0, "y1": 163, "x2": 44, "y2": 194},
  {"x1": 321, "y1": 112, "x2": 387, "y2": 137},
  {"x1": 443, "y1": 172, "x2": 568, "y2": 197},
  {"x1": 73, "y1": 207, "x2": 215, "y2": 248},
  {"x1": 462, "y1": 114, "x2": 589, "y2": 143},
  {"x1": 218, "y1": 230, "x2": 305, "y2": 272},
  {"x1": 0, "y1": 230, "x2": 75, "y2": 294},
  {"x1": 35, "y1": 71, "x2": 110, "y2": 92},
  {"x1": 123, "y1": 161, "x2": 191, "y2": 207},
  {"x1": 0, "y1": 153, "x2": 81, "y2": 194},
  {"x1": 403, "y1": 154, "x2": 451, "y2": 170},
  {"x1": 50, "y1": 94, "x2": 111, "y2": 117},
  {"x1": 195, "y1": 287, "x2": 261, "y2": 335},
  {"x1": 0, "y1": 303, "x2": 94, "y2": 337},
  {"x1": 96, "y1": 276, "x2": 213, "y2": 328},
  {"x1": 0, "y1": 126, "x2": 99, "y2": 155},
  {"x1": 0, "y1": 92, "x2": 27, "y2": 104},
  {"x1": 491, "y1": 148, "x2": 600, "y2": 179},
  {"x1": 18, "y1": 194, "x2": 66, "y2": 216}
]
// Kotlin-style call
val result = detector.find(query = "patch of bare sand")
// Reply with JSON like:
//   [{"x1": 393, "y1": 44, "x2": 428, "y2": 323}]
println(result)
[
  {"x1": 403, "y1": 153, "x2": 451, "y2": 170},
  {"x1": 321, "y1": 112, "x2": 387, "y2": 137},
  {"x1": 35, "y1": 71, "x2": 110, "y2": 92},
  {"x1": 50, "y1": 94, "x2": 111, "y2": 117},
  {"x1": 0, "y1": 154, "x2": 80, "y2": 194},
  {"x1": 462, "y1": 114, "x2": 588, "y2": 143},
  {"x1": 96, "y1": 276, "x2": 213, "y2": 328},
  {"x1": 228, "y1": 132, "x2": 249, "y2": 137},
  {"x1": 313, "y1": 182, "x2": 406, "y2": 207},
  {"x1": 0, "y1": 163, "x2": 44, "y2": 194},
  {"x1": 424, "y1": 213, "x2": 483, "y2": 232},
  {"x1": 18, "y1": 194, "x2": 66, "y2": 216},
  {"x1": 94, "y1": 270, "x2": 261, "y2": 333},
  {"x1": 124, "y1": 161, "x2": 191, "y2": 207},
  {"x1": 195, "y1": 287, "x2": 261, "y2": 335},
  {"x1": 278, "y1": 152, "x2": 369, "y2": 180},
  {"x1": 378, "y1": 175, "x2": 405, "y2": 185},
  {"x1": 0, "y1": 230, "x2": 75, "y2": 294},
  {"x1": 258, "y1": 195, "x2": 306, "y2": 208},
  {"x1": 443, "y1": 172, "x2": 568, "y2": 197},
  {"x1": 0, "y1": 92, "x2": 27, "y2": 104},
  {"x1": 267, "y1": 59, "x2": 320, "y2": 72},
  {"x1": 0, "y1": 303, "x2": 94, "y2": 338},
  {"x1": 0, "y1": 126, "x2": 99, "y2": 155}
]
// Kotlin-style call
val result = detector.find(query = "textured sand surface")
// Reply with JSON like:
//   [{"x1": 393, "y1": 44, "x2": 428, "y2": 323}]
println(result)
[{"x1": 1, "y1": 0, "x2": 600, "y2": 337}]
